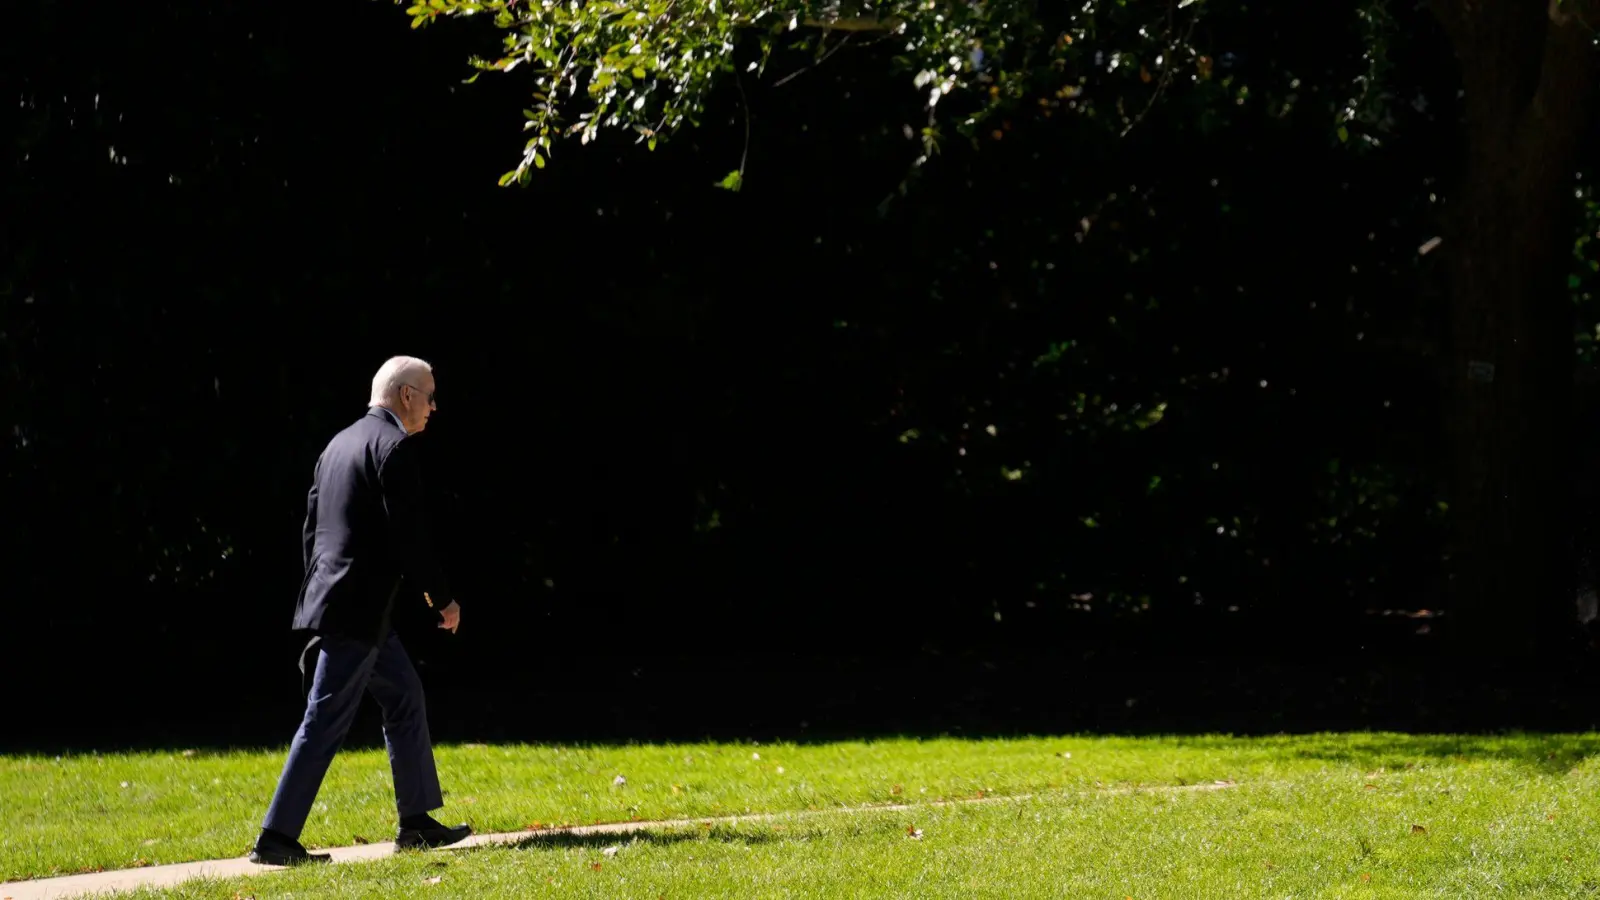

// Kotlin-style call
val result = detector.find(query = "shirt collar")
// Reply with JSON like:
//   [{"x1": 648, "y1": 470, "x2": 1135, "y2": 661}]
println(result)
[{"x1": 372, "y1": 405, "x2": 407, "y2": 434}]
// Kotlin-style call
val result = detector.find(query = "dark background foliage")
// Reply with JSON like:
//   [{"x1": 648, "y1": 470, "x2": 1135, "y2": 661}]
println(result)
[{"x1": 7, "y1": 0, "x2": 1600, "y2": 750}]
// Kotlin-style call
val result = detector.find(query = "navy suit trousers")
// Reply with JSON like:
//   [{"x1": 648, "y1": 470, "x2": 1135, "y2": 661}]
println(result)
[{"x1": 262, "y1": 632, "x2": 443, "y2": 838}]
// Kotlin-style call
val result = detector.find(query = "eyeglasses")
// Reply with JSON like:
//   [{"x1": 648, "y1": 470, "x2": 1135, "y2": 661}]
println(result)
[{"x1": 402, "y1": 383, "x2": 437, "y2": 406}]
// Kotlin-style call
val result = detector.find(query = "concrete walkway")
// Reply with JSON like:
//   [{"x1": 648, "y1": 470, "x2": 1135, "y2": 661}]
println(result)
[{"x1": 0, "y1": 781, "x2": 1238, "y2": 900}]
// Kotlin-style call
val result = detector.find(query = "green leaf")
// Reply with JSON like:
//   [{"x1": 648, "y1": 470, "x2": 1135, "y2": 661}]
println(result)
[
  {"x1": 533, "y1": 152, "x2": 546, "y2": 169},
  {"x1": 647, "y1": 136, "x2": 658, "y2": 151},
  {"x1": 716, "y1": 169, "x2": 743, "y2": 192},
  {"x1": 1337, "y1": 125, "x2": 1349, "y2": 143},
  {"x1": 462, "y1": 72, "x2": 481, "y2": 84},
  {"x1": 632, "y1": 66, "x2": 647, "y2": 79},
  {"x1": 497, "y1": 169, "x2": 520, "y2": 187}
]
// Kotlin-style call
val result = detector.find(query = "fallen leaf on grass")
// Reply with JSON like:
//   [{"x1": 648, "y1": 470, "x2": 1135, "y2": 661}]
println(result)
[
  {"x1": 891, "y1": 784, "x2": 903, "y2": 796},
  {"x1": 142, "y1": 839, "x2": 159, "y2": 846},
  {"x1": 353, "y1": 836, "x2": 370, "y2": 845},
  {"x1": 1364, "y1": 784, "x2": 1378, "y2": 791},
  {"x1": 591, "y1": 863, "x2": 603, "y2": 871},
  {"x1": 614, "y1": 775, "x2": 627, "y2": 787},
  {"x1": 423, "y1": 876, "x2": 442, "y2": 885},
  {"x1": 602, "y1": 846, "x2": 620, "y2": 858},
  {"x1": 1411, "y1": 824, "x2": 1427, "y2": 834},
  {"x1": 1361, "y1": 873, "x2": 1371, "y2": 883},
  {"x1": 1263, "y1": 861, "x2": 1275, "y2": 870}
]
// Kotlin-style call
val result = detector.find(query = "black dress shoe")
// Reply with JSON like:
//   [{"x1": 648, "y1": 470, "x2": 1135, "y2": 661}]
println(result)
[
  {"x1": 248, "y1": 828, "x2": 332, "y2": 866},
  {"x1": 395, "y1": 821, "x2": 473, "y2": 850}
]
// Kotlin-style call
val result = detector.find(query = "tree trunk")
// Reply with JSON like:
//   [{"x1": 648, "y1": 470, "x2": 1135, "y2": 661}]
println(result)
[{"x1": 1434, "y1": 0, "x2": 1598, "y2": 659}]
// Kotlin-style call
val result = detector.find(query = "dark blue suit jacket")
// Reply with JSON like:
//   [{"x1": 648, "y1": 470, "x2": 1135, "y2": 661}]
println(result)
[{"x1": 291, "y1": 407, "x2": 450, "y2": 645}]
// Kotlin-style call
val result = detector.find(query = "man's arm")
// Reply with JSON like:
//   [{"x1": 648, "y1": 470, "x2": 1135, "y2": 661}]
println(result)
[
  {"x1": 301, "y1": 460, "x2": 321, "y2": 571},
  {"x1": 377, "y1": 438, "x2": 454, "y2": 619},
  {"x1": 301, "y1": 483, "x2": 318, "y2": 571}
]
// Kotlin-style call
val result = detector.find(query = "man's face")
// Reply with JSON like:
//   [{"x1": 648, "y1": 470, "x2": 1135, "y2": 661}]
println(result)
[{"x1": 399, "y1": 372, "x2": 437, "y2": 434}]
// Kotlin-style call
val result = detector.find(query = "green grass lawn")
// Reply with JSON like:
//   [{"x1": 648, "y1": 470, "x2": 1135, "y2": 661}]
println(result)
[{"x1": 9, "y1": 733, "x2": 1600, "y2": 896}]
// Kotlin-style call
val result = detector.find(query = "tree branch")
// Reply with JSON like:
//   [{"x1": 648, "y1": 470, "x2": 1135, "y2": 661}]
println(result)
[
  {"x1": 1523, "y1": 0, "x2": 1599, "y2": 161},
  {"x1": 1529, "y1": 0, "x2": 1599, "y2": 119},
  {"x1": 1427, "y1": 0, "x2": 1468, "y2": 55},
  {"x1": 735, "y1": 74, "x2": 751, "y2": 187},
  {"x1": 1120, "y1": 7, "x2": 1201, "y2": 137},
  {"x1": 801, "y1": 14, "x2": 901, "y2": 32},
  {"x1": 772, "y1": 33, "x2": 855, "y2": 88}
]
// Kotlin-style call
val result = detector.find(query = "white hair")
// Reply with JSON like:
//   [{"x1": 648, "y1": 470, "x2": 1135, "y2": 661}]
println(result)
[{"x1": 370, "y1": 355, "x2": 433, "y2": 406}]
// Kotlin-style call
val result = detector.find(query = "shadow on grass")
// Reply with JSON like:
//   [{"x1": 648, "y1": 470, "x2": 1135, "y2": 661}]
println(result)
[
  {"x1": 15, "y1": 732, "x2": 1600, "y2": 778},
  {"x1": 1166, "y1": 732, "x2": 1600, "y2": 776},
  {"x1": 452, "y1": 824, "x2": 790, "y2": 858}
]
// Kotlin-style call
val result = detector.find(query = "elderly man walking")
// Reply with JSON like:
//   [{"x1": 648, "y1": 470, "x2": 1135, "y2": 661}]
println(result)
[{"x1": 250, "y1": 356, "x2": 470, "y2": 866}]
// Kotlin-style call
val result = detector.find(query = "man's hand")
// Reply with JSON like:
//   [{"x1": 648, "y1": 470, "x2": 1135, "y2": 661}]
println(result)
[{"x1": 438, "y1": 601, "x2": 461, "y2": 634}]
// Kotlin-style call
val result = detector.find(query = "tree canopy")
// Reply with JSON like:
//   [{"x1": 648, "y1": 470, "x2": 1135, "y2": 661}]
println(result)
[{"x1": 406, "y1": 0, "x2": 1255, "y2": 185}]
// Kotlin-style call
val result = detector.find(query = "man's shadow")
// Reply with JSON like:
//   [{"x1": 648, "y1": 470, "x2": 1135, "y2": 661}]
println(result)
[{"x1": 457, "y1": 825, "x2": 787, "y2": 857}]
